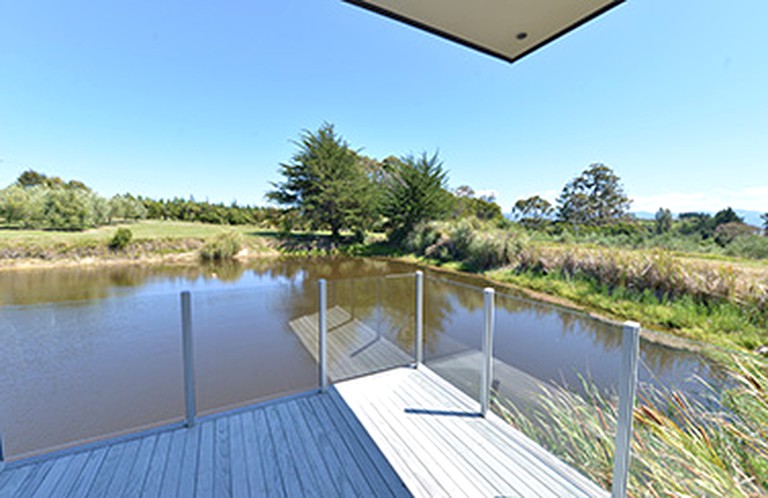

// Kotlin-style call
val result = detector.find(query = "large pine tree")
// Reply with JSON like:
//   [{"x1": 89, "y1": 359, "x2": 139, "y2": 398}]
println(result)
[{"x1": 267, "y1": 124, "x2": 375, "y2": 240}]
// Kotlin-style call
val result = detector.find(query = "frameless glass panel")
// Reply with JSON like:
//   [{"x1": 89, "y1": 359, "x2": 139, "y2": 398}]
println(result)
[
  {"x1": 422, "y1": 275, "x2": 486, "y2": 403},
  {"x1": 0, "y1": 293, "x2": 183, "y2": 460},
  {"x1": 192, "y1": 283, "x2": 317, "y2": 415},
  {"x1": 491, "y1": 291, "x2": 622, "y2": 487},
  {"x1": 320, "y1": 275, "x2": 415, "y2": 382}
]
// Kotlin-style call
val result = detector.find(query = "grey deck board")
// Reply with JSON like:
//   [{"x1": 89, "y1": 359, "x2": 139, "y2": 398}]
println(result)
[
  {"x1": 85, "y1": 441, "x2": 125, "y2": 498},
  {"x1": 141, "y1": 430, "x2": 172, "y2": 496},
  {"x1": 333, "y1": 382, "x2": 463, "y2": 497},
  {"x1": 252, "y1": 409, "x2": 283, "y2": 497},
  {"x1": 400, "y1": 370, "x2": 560, "y2": 496},
  {"x1": 53, "y1": 452, "x2": 90, "y2": 497},
  {"x1": 104, "y1": 439, "x2": 142, "y2": 496},
  {"x1": 213, "y1": 417, "x2": 232, "y2": 498},
  {"x1": 159, "y1": 427, "x2": 187, "y2": 496},
  {"x1": 279, "y1": 401, "x2": 340, "y2": 496},
  {"x1": 66, "y1": 446, "x2": 108, "y2": 498},
  {"x1": 2, "y1": 366, "x2": 606, "y2": 498},
  {"x1": 13, "y1": 460, "x2": 53, "y2": 497},
  {"x1": 0, "y1": 465, "x2": 33, "y2": 498},
  {"x1": 228, "y1": 414, "x2": 249, "y2": 498},
  {"x1": 319, "y1": 394, "x2": 410, "y2": 497},
  {"x1": 387, "y1": 383, "x2": 530, "y2": 496},
  {"x1": 272, "y1": 403, "x2": 323, "y2": 498},
  {"x1": 194, "y1": 422, "x2": 215, "y2": 498},
  {"x1": 336, "y1": 366, "x2": 609, "y2": 498},
  {"x1": 30, "y1": 454, "x2": 71, "y2": 498},
  {"x1": 122, "y1": 436, "x2": 157, "y2": 497},
  {"x1": 176, "y1": 428, "x2": 200, "y2": 498},
  {"x1": 410, "y1": 369, "x2": 581, "y2": 496},
  {"x1": 413, "y1": 366, "x2": 603, "y2": 497},
  {"x1": 298, "y1": 396, "x2": 374, "y2": 497},
  {"x1": 240, "y1": 411, "x2": 266, "y2": 497},
  {"x1": 264, "y1": 406, "x2": 304, "y2": 497}
]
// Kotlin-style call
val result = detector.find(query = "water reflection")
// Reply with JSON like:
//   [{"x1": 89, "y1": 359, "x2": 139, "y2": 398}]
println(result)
[{"x1": 0, "y1": 256, "x2": 727, "y2": 460}]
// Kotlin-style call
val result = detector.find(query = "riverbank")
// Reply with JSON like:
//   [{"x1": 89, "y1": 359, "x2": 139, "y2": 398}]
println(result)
[
  {"x1": 352, "y1": 239, "x2": 768, "y2": 355},
  {"x1": 2, "y1": 221, "x2": 766, "y2": 354}
]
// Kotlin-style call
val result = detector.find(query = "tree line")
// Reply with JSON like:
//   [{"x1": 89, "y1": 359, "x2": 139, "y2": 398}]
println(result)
[
  {"x1": 266, "y1": 123, "x2": 502, "y2": 242},
  {"x1": 0, "y1": 171, "x2": 279, "y2": 230},
  {"x1": 3, "y1": 124, "x2": 766, "y2": 248}
]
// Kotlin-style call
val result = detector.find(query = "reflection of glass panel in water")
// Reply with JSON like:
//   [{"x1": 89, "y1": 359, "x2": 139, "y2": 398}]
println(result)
[{"x1": 308, "y1": 276, "x2": 415, "y2": 382}]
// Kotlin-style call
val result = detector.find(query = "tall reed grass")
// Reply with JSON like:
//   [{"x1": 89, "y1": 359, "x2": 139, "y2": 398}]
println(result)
[
  {"x1": 495, "y1": 356, "x2": 768, "y2": 496},
  {"x1": 405, "y1": 221, "x2": 768, "y2": 350}
]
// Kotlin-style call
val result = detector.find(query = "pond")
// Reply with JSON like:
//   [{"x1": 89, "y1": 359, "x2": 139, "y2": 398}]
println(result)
[{"x1": 0, "y1": 257, "x2": 725, "y2": 460}]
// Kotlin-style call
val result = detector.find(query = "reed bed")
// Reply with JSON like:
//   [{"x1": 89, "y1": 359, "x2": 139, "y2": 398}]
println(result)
[{"x1": 494, "y1": 356, "x2": 768, "y2": 497}]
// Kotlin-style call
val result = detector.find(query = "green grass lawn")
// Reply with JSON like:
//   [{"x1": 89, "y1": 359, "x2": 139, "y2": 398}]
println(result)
[{"x1": 0, "y1": 221, "x2": 279, "y2": 246}]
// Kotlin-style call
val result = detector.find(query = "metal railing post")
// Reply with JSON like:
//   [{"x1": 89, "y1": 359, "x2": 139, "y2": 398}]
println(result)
[
  {"x1": 414, "y1": 271, "x2": 424, "y2": 367},
  {"x1": 0, "y1": 431, "x2": 5, "y2": 471},
  {"x1": 180, "y1": 291, "x2": 197, "y2": 428},
  {"x1": 480, "y1": 287, "x2": 495, "y2": 417},
  {"x1": 318, "y1": 279, "x2": 328, "y2": 392},
  {"x1": 612, "y1": 321, "x2": 640, "y2": 497}
]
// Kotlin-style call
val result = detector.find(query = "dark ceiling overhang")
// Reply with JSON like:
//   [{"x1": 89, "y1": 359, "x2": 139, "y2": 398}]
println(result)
[{"x1": 344, "y1": 0, "x2": 624, "y2": 64}]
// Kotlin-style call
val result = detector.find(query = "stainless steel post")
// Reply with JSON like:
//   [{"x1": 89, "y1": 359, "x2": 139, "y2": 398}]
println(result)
[
  {"x1": 180, "y1": 291, "x2": 197, "y2": 428},
  {"x1": 612, "y1": 321, "x2": 640, "y2": 497},
  {"x1": 480, "y1": 287, "x2": 495, "y2": 416},
  {"x1": 414, "y1": 271, "x2": 424, "y2": 366},
  {"x1": 318, "y1": 279, "x2": 328, "y2": 392},
  {"x1": 0, "y1": 431, "x2": 5, "y2": 471}
]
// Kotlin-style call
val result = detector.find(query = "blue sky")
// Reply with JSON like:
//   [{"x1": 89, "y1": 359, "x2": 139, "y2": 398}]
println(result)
[{"x1": 1, "y1": 0, "x2": 766, "y2": 214}]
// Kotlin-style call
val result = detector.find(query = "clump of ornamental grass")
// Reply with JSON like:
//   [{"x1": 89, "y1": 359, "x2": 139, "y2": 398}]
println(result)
[
  {"x1": 494, "y1": 355, "x2": 768, "y2": 497},
  {"x1": 199, "y1": 230, "x2": 243, "y2": 261}
]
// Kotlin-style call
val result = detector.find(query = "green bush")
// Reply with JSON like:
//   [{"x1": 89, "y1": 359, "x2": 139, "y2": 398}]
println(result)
[
  {"x1": 200, "y1": 231, "x2": 243, "y2": 261},
  {"x1": 726, "y1": 235, "x2": 768, "y2": 260},
  {"x1": 108, "y1": 228, "x2": 133, "y2": 251}
]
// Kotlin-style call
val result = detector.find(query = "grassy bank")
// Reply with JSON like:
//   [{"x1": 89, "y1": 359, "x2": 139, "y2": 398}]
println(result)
[
  {"x1": 3, "y1": 220, "x2": 767, "y2": 352},
  {"x1": 357, "y1": 220, "x2": 768, "y2": 353},
  {"x1": 0, "y1": 221, "x2": 320, "y2": 265}
]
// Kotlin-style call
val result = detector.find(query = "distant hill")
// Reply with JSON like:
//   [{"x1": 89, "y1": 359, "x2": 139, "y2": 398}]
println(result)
[{"x1": 631, "y1": 209, "x2": 764, "y2": 227}]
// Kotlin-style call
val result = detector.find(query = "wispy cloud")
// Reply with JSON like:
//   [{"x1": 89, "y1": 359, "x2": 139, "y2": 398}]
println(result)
[
  {"x1": 631, "y1": 186, "x2": 768, "y2": 213},
  {"x1": 474, "y1": 189, "x2": 499, "y2": 200}
]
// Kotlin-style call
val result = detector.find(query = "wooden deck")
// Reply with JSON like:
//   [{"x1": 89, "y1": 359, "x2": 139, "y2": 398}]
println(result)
[
  {"x1": 0, "y1": 365, "x2": 606, "y2": 497},
  {"x1": 0, "y1": 388, "x2": 409, "y2": 498},
  {"x1": 337, "y1": 366, "x2": 607, "y2": 497}
]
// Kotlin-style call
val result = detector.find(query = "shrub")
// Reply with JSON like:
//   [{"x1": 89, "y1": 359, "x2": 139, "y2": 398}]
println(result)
[
  {"x1": 200, "y1": 231, "x2": 243, "y2": 261},
  {"x1": 726, "y1": 235, "x2": 768, "y2": 260},
  {"x1": 108, "y1": 228, "x2": 133, "y2": 251}
]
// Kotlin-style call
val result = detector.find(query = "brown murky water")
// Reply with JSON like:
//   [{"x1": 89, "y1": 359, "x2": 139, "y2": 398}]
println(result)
[{"x1": 0, "y1": 257, "x2": 722, "y2": 460}]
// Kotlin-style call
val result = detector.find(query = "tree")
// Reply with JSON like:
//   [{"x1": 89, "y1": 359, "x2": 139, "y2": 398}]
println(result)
[
  {"x1": 382, "y1": 152, "x2": 452, "y2": 241},
  {"x1": 266, "y1": 124, "x2": 375, "y2": 240},
  {"x1": 713, "y1": 207, "x2": 743, "y2": 227},
  {"x1": 512, "y1": 195, "x2": 553, "y2": 229},
  {"x1": 452, "y1": 186, "x2": 502, "y2": 222},
  {"x1": 557, "y1": 163, "x2": 631, "y2": 226},
  {"x1": 762, "y1": 213, "x2": 768, "y2": 236},
  {"x1": 714, "y1": 222, "x2": 759, "y2": 246},
  {"x1": 655, "y1": 208, "x2": 673, "y2": 234}
]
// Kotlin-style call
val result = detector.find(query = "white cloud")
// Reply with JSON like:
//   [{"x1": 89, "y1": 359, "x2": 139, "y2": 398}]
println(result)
[
  {"x1": 474, "y1": 189, "x2": 499, "y2": 200},
  {"x1": 631, "y1": 186, "x2": 768, "y2": 214}
]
